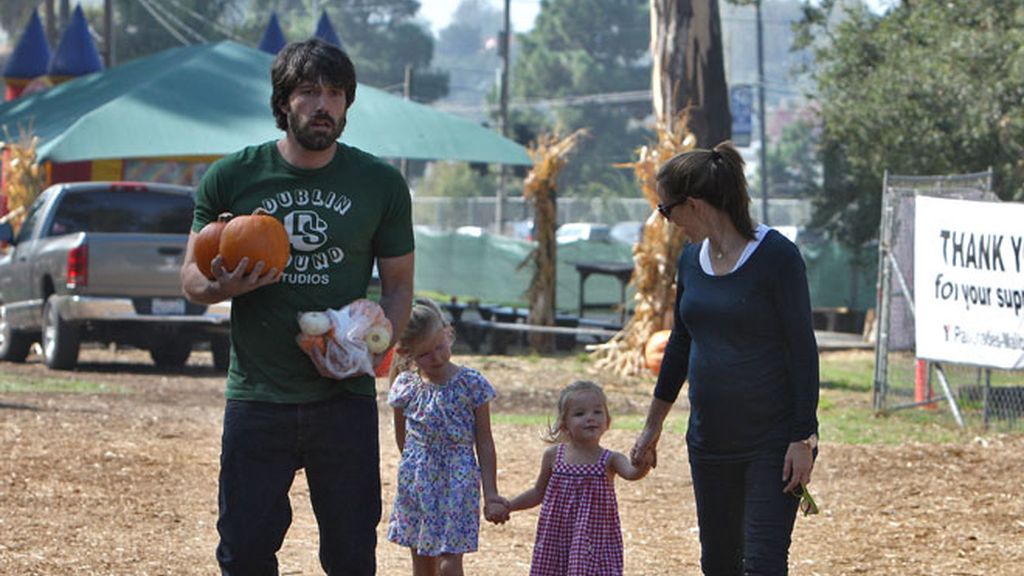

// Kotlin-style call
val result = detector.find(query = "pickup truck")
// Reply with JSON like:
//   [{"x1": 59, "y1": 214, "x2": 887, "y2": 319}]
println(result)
[{"x1": 0, "y1": 181, "x2": 230, "y2": 370}]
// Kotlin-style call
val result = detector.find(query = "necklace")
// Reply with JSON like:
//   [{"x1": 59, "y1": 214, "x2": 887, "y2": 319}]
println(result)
[{"x1": 709, "y1": 237, "x2": 735, "y2": 261}]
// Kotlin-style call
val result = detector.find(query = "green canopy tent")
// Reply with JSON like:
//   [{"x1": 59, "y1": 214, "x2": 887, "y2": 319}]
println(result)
[{"x1": 0, "y1": 40, "x2": 529, "y2": 168}]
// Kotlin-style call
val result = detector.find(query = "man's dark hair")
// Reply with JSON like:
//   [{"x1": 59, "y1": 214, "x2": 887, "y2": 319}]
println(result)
[{"x1": 270, "y1": 39, "x2": 357, "y2": 131}]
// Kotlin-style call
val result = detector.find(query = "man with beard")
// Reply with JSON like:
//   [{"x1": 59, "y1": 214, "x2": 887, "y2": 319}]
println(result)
[{"x1": 180, "y1": 38, "x2": 414, "y2": 575}]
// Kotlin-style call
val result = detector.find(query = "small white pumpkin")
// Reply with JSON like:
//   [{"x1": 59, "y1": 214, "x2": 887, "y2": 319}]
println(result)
[
  {"x1": 364, "y1": 324, "x2": 392, "y2": 354},
  {"x1": 298, "y1": 311, "x2": 332, "y2": 336}
]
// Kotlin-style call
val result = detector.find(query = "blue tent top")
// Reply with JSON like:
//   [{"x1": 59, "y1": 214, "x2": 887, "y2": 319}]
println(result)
[
  {"x1": 2, "y1": 10, "x2": 52, "y2": 81},
  {"x1": 258, "y1": 13, "x2": 287, "y2": 54},
  {"x1": 314, "y1": 11, "x2": 343, "y2": 50},
  {"x1": 49, "y1": 5, "x2": 104, "y2": 78}
]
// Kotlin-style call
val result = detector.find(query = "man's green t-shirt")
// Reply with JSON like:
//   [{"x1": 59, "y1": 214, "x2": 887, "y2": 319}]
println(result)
[{"x1": 192, "y1": 141, "x2": 414, "y2": 403}]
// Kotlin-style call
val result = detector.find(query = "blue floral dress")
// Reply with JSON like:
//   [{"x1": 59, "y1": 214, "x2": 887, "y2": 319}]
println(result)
[{"x1": 387, "y1": 366, "x2": 496, "y2": 556}]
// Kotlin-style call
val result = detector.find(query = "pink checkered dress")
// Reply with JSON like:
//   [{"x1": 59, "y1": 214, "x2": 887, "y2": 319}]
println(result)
[{"x1": 529, "y1": 444, "x2": 623, "y2": 576}]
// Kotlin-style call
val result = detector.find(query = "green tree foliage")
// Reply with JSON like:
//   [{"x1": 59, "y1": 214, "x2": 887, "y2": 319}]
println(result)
[
  {"x1": 1, "y1": 2, "x2": 39, "y2": 51},
  {"x1": 244, "y1": 0, "x2": 448, "y2": 103},
  {"x1": 760, "y1": 112, "x2": 821, "y2": 199},
  {"x1": 40, "y1": 2, "x2": 447, "y2": 103},
  {"x1": 418, "y1": 161, "x2": 496, "y2": 198},
  {"x1": 433, "y1": 0, "x2": 503, "y2": 120},
  {"x1": 113, "y1": 0, "x2": 235, "y2": 63},
  {"x1": 510, "y1": 0, "x2": 651, "y2": 199},
  {"x1": 798, "y1": 0, "x2": 1024, "y2": 250}
]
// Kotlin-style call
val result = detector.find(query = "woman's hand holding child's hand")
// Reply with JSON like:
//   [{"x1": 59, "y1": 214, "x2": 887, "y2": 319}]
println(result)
[
  {"x1": 630, "y1": 425, "x2": 661, "y2": 471},
  {"x1": 484, "y1": 495, "x2": 511, "y2": 524}
]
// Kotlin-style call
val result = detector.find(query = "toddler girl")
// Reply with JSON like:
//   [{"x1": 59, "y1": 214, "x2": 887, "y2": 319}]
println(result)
[
  {"x1": 387, "y1": 298, "x2": 506, "y2": 576},
  {"x1": 509, "y1": 380, "x2": 649, "y2": 576}
]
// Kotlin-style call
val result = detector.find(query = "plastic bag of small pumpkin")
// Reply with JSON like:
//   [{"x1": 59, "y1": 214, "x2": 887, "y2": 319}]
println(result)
[{"x1": 296, "y1": 299, "x2": 393, "y2": 379}]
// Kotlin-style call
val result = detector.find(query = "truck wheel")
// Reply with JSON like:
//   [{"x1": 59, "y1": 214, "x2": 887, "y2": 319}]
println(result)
[
  {"x1": 0, "y1": 308, "x2": 33, "y2": 362},
  {"x1": 149, "y1": 339, "x2": 192, "y2": 368},
  {"x1": 210, "y1": 335, "x2": 230, "y2": 371},
  {"x1": 42, "y1": 297, "x2": 81, "y2": 370}
]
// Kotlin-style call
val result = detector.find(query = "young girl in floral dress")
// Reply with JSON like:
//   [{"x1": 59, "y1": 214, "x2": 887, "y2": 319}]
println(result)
[
  {"x1": 387, "y1": 298, "x2": 507, "y2": 576},
  {"x1": 508, "y1": 380, "x2": 650, "y2": 576}
]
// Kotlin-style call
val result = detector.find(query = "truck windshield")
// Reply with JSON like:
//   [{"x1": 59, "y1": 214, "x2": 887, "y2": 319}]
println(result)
[{"x1": 49, "y1": 190, "x2": 195, "y2": 236}]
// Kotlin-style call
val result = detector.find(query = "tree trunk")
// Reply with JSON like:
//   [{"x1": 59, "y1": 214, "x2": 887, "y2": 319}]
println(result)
[{"x1": 650, "y1": 0, "x2": 731, "y2": 147}]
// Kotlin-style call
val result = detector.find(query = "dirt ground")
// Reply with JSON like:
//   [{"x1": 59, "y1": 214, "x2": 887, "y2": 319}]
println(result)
[{"x1": 2, "y1": 347, "x2": 1022, "y2": 575}]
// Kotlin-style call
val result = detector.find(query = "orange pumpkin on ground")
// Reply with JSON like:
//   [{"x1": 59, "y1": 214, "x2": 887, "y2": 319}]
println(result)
[
  {"x1": 219, "y1": 208, "x2": 290, "y2": 274},
  {"x1": 194, "y1": 212, "x2": 233, "y2": 279},
  {"x1": 644, "y1": 330, "x2": 672, "y2": 375}
]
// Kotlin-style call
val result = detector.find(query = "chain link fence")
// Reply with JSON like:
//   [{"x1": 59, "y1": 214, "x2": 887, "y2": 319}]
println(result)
[
  {"x1": 412, "y1": 196, "x2": 813, "y2": 233},
  {"x1": 873, "y1": 171, "x2": 1024, "y2": 431},
  {"x1": 877, "y1": 353, "x2": 1024, "y2": 432}
]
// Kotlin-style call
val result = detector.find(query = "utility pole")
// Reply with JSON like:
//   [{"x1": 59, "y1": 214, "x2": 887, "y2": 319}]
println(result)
[
  {"x1": 44, "y1": 0, "x2": 56, "y2": 47},
  {"x1": 400, "y1": 64, "x2": 413, "y2": 179},
  {"x1": 756, "y1": 0, "x2": 769, "y2": 225},
  {"x1": 494, "y1": 0, "x2": 511, "y2": 234},
  {"x1": 104, "y1": 0, "x2": 115, "y2": 67},
  {"x1": 59, "y1": 0, "x2": 70, "y2": 31}
]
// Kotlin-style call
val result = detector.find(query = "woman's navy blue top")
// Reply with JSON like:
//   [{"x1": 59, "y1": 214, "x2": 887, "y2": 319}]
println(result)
[{"x1": 654, "y1": 229, "x2": 820, "y2": 460}]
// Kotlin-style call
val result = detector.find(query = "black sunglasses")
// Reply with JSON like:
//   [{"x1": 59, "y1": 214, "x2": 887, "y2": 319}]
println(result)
[{"x1": 656, "y1": 197, "x2": 688, "y2": 219}]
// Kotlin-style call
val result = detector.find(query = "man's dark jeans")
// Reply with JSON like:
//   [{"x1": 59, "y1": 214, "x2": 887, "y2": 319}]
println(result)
[
  {"x1": 216, "y1": 393, "x2": 381, "y2": 576},
  {"x1": 689, "y1": 448, "x2": 802, "y2": 576}
]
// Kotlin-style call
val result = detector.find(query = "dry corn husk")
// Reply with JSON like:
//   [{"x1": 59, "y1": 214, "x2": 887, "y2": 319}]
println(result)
[
  {"x1": 1, "y1": 125, "x2": 46, "y2": 233},
  {"x1": 519, "y1": 129, "x2": 587, "y2": 353},
  {"x1": 588, "y1": 115, "x2": 695, "y2": 376}
]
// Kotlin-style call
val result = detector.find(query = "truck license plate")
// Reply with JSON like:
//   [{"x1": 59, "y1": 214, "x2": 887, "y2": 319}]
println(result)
[{"x1": 152, "y1": 298, "x2": 186, "y2": 315}]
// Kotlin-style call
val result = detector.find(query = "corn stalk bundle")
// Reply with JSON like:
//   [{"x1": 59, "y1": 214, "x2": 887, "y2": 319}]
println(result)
[
  {"x1": 589, "y1": 117, "x2": 695, "y2": 376},
  {"x1": 519, "y1": 129, "x2": 587, "y2": 353},
  {"x1": 1, "y1": 125, "x2": 45, "y2": 232}
]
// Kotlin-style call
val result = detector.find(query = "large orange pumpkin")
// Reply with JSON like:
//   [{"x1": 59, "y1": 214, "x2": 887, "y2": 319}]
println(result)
[
  {"x1": 219, "y1": 208, "x2": 290, "y2": 274},
  {"x1": 194, "y1": 212, "x2": 233, "y2": 280},
  {"x1": 644, "y1": 330, "x2": 672, "y2": 375}
]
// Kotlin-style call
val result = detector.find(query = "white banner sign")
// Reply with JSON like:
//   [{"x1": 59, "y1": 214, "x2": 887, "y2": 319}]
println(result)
[{"x1": 914, "y1": 196, "x2": 1024, "y2": 369}]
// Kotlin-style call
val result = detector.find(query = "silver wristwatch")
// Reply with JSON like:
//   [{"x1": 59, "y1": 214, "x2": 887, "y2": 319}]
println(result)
[{"x1": 798, "y1": 434, "x2": 819, "y2": 450}]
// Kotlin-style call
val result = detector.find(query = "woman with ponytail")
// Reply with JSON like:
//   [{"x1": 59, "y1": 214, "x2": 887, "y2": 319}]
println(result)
[{"x1": 630, "y1": 141, "x2": 821, "y2": 575}]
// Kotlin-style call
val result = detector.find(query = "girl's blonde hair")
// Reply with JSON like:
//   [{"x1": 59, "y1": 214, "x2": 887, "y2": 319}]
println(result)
[
  {"x1": 388, "y1": 298, "x2": 451, "y2": 381},
  {"x1": 545, "y1": 380, "x2": 611, "y2": 443}
]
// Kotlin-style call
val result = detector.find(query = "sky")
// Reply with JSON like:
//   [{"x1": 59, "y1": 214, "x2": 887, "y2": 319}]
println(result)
[
  {"x1": 418, "y1": 0, "x2": 541, "y2": 34},
  {"x1": 417, "y1": 0, "x2": 898, "y2": 35}
]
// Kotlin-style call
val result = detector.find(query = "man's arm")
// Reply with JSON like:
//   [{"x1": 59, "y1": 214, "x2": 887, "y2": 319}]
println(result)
[
  {"x1": 180, "y1": 231, "x2": 281, "y2": 304},
  {"x1": 376, "y1": 252, "x2": 414, "y2": 348}
]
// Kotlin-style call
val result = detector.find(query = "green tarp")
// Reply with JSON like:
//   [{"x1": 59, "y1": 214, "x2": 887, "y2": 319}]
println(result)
[
  {"x1": 0, "y1": 41, "x2": 530, "y2": 165},
  {"x1": 414, "y1": 230, "x2": 635, "y2": 313},
  {"x1": 801, "y1": 241, "x2": 876, "y2": 310},
  {"x1": 414, "y1": 231, "x2": 876, "y2": 314}
]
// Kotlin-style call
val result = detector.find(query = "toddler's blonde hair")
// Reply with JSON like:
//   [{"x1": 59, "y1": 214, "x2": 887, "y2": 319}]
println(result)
[
  {"x1": 389, "y1": 298, "x2": 451, "y2": 381},
  {"x1": 545, "y1": 380, "x2": 611, "y2": 443}
]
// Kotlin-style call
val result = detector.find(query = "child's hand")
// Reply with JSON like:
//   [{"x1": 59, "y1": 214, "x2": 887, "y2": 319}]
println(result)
[
  {"x1": 637, "y1": 453, "x2": 654, "y2": 472},
  {"x1": 484, "y1": 495, "x2": 510, "y2": 524},
  {"x1": 611, "y1": 451, "x2": 652, "y2": 481}
]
